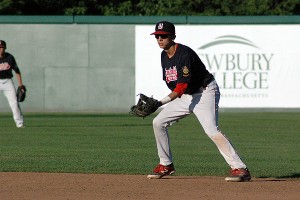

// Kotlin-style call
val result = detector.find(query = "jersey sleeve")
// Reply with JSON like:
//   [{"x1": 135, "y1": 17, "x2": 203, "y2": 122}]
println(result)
[{"x1": 173, "y1": 83, "x2": 188, "y2": 97}]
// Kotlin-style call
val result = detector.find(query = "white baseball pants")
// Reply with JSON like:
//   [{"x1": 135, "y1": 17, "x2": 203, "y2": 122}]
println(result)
[
  {"x1": 153, "y1": 80, "x2": 247, "y2": 169},
  {"x1": 0, "y1": 79, "x2": 24, "y2": 127}
]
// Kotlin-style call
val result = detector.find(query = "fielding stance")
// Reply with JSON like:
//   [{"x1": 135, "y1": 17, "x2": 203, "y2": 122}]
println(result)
[
  {"x1": 147, "y1": 21, "x2": 251, "y2": 182},
  {"x1": 0, "y1": 40, "x2": 25, "y2": 128}
]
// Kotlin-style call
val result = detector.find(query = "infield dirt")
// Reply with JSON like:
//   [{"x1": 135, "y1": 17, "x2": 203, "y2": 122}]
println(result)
[{"x1": 0, "y1": 172, "x2": 299, "y2": 200}]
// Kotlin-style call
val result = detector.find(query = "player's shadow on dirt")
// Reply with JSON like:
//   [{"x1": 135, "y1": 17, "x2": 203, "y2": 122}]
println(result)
[
  {"x1": 259, "y1": 173, "x2": 300, "y2": 179},
  {"x1": 276, "y1": 173, "x2": 300, "y2": 179}
]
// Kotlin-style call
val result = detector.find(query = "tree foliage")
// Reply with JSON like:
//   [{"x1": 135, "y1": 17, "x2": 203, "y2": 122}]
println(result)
[{"x1": 0, "y1": 0, "x2": 299, "y2": 15}]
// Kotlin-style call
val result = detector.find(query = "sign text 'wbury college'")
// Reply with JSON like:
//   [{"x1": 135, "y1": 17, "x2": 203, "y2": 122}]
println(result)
[{"x1": 197, "y1": 35, "x2": 274, "y2": 93}]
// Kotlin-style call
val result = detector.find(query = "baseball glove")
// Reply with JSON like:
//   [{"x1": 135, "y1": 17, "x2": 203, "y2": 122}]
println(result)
[
  {"x1": 130, "y1": 93, "x2": 162, "y2": 118},
  {"x1": 16, "y1": 85, "x2": 27, "y2": 102}
]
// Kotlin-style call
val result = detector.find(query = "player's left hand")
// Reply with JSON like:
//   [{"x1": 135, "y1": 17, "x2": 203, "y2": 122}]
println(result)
[
  {"x1": 130, "y1": 93, "x2": 162, "y2": 118},
  {"x1": 17, "y1": 85, "x2": 27, "y2": 102}
]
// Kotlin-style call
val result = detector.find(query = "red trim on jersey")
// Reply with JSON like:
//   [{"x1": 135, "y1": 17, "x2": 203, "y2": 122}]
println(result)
[{"x1": 173, "y1": 83, "x2": 188, "y2": 97}]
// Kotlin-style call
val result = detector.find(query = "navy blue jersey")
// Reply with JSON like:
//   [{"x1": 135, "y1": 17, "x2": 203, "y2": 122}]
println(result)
[
  {"x1": 0, "y1": 52, "x2": 20, "y2": 79},
  {"x1": 161, "y1": 43, "x2": 214, "y2": 94}
]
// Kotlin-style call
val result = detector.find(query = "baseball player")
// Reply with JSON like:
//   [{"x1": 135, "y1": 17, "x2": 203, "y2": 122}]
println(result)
[
  {"x1": 147, "y1": 21, "x2": 251, "y2": 182},
  {"x1": 0, "y1": 40, "x2": 25, "y2": 128}
]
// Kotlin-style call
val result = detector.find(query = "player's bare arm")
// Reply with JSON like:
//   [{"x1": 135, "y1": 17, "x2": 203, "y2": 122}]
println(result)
[{"x1": 15, "y1": 73, "x2": 24, "y2": 86}]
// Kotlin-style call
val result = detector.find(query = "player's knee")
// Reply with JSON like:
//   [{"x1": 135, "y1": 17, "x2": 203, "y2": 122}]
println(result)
[
  {"x1": 153, "y1": 117, "x2": 162, "y2": 129},
  {"x1": 207, "y1": 131, "x2": 228, "y2": 143},
  {"x1": 153, "y1": 116, "x2": 169, "y2": 133},
  {"x1": 204, "y1": 128, "x2": 221, "y2": 139},
  {"x1": 208, "y1": 132, "x2": 231, "y2": 147},
  {"x1": 9, "y1": 101, "x2": 18, "y2": 109}
]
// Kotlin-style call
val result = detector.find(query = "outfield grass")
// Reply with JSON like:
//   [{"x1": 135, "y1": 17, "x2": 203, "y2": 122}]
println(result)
[{"x1": 0, "y1": 112, "x2": 299, "y2": 178}]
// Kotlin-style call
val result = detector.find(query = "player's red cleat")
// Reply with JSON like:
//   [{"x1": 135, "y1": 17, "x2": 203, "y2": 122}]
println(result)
[
  {"x1": 147, "y1": 163, "x2": 176, "y2": 179},
  {"x1": 225, "y1": 168, "x2": 251, "y2": 182}
]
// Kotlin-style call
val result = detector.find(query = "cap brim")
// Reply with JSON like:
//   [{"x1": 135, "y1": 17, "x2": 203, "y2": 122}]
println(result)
[{"x1": 150, "y1": 31, "x2": 173, "y2": 35}]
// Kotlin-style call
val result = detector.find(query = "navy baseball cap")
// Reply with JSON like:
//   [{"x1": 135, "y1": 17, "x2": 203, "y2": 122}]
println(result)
[
  {"x1": 150, "y1": 21, "x2": 175, "y2": 35},
  {"x1": 0, "y1": 40, "x2": 6, "y2": 48}
]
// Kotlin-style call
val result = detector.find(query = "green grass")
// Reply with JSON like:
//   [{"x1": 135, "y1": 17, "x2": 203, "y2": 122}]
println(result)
[{"x1": 0, "y1": 112, "x2": 299, "y2": 179}]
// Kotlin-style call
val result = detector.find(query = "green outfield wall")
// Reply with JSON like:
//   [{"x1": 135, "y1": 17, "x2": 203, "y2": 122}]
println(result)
[{"x1": 0, "y1": 16, "x2": 299, "y2": 112}]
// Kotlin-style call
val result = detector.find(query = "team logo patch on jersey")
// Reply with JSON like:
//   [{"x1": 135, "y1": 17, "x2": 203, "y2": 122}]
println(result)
[
  {"x1": 165, "y1": 66, "x2": 177, "y2": 83},
  {"x1": 183, "y1": 66, "x2": 189, "y2": 77}
]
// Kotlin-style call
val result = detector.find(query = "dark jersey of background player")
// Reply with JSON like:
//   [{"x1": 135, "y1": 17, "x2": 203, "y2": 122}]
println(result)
[{"x1": 0, "y1": 52, "x2": 21, "y2": 79}]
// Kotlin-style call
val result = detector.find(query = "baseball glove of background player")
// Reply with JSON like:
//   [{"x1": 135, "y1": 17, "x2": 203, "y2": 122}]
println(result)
[
  {"x1": 130, "y1": 93, "x2": 162, "y2": 118},
  {"x1": 17, "y1": 85, "x2": 27, "y2": 102}
]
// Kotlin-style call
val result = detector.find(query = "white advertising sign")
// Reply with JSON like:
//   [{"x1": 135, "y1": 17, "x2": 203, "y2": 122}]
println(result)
[{"x1": 135, "y1": 25, "x2": 300, "y2": 108}]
